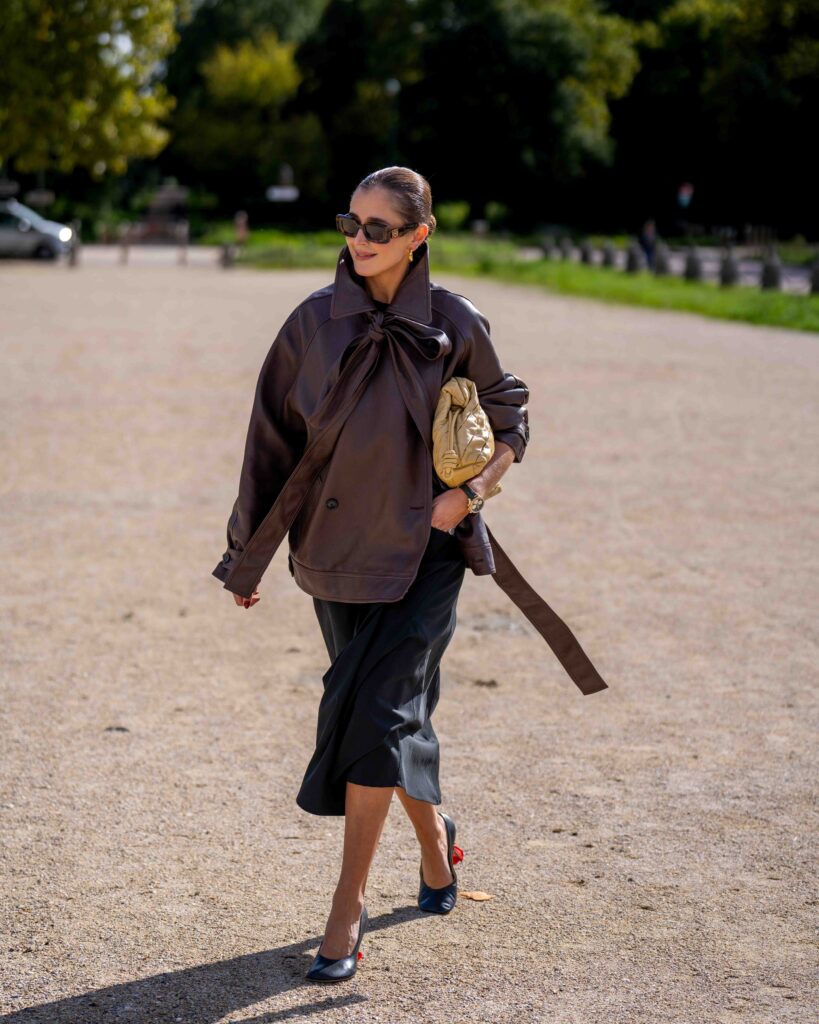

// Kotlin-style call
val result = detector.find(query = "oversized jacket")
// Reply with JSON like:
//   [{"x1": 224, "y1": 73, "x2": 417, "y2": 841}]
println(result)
[{"x1": 212, "y1": 239, "x2": 608, "y2": 697}]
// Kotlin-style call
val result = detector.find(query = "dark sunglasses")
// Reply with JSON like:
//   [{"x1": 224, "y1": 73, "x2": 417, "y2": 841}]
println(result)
[{"x1": 335, "y1": 213, "x2": 419, "y2": 244}]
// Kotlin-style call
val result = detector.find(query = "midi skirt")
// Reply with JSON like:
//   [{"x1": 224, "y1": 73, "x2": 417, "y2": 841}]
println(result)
[{"x1": 296, "y1": 525, "x2": 466, "y2": 816}]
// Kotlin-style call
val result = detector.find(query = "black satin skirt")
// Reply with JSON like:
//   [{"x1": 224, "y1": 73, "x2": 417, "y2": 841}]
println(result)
[{"x1": 296, "y1": 525, "x2": 466, "y2": 816}]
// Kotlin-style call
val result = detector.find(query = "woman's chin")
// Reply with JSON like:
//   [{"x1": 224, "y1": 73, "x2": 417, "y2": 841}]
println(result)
[{"x1": 352, "y1": 256, "x2": 380, "y2": 273}]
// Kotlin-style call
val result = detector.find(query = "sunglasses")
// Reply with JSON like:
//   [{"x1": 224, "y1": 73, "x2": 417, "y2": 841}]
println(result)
[{"x1": 335, "y1": 213, "x2": 419, "y2": 244}]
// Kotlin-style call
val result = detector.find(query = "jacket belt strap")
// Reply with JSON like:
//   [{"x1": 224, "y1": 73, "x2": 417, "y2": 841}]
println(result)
[{"x1": 484, "y1": 524, "x2": 609, "y2": 696}]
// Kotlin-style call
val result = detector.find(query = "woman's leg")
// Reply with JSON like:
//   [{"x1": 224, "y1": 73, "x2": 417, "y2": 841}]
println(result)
[
  {"x1": 394, "y1": 786, "x2": 455, "y2": 888},
  {"x1": 318, "y1": 780, "x2": 394, "y2": 959}
]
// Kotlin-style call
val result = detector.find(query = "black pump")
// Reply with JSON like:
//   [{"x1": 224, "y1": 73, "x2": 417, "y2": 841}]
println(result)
[
  {"x1": 305, "y1": 905, "x2": 368, "y2": 982},
  {"x1": 418, "y1": 811, "x2": 462, "y2": 914}
]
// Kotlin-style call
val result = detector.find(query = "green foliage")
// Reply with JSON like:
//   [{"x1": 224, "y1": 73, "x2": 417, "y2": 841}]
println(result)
[
  {"x1": 170, "y1": 27, "x2": 310, "y2": 194},
  {"x1": 0, "y1": 0, "x2": 189, "y2": 175},
  {"x1": 10, "y1": 0, "x2": 815, "y2": 237},
  {"x1": 201, "y1": 31, "x2": 300, "y2": 107},
  {"x1": 485, "y1": 201, "x2": 510, "y2": 229},
  {"x1": 435, "y1": 202, "x2": 472, "y2": 231},
  {"x1": 163, "y1": 0, "x2": 644, "y2": 214},
  {"x1": 500, "y1": 0, "x2": 643, "y2": 174},
  {"x1": 606, "y1": 0, "x2": 819, "y2": 233}
]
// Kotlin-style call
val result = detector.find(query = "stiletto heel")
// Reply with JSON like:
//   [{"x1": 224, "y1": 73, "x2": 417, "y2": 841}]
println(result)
[
  {"x1": 418, "y1": 811, "x2": 463, "y2": 914},
  {"x1": 305, "y1": 905, "x2": 368, "y2": 982}
]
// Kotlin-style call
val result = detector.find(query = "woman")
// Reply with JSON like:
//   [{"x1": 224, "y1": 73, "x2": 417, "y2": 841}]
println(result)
[{"x1": 212, "y1": 166, "x2": 531, "y2": 982}]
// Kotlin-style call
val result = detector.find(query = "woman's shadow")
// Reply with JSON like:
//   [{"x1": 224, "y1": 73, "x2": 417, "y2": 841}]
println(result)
[{"x1": 1, "y1": 905, "x2": 422, "y2": 1023}]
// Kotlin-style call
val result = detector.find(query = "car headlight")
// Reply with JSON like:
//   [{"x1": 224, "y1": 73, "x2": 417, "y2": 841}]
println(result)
[{"x1": 58, "y1": 227, "x2": 73, "y2": 243}]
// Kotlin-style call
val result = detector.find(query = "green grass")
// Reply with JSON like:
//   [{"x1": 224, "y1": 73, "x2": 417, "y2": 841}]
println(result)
[
  {"x1": 199, "y1": 225, "x2": 819, "y2": 332},
  {"x1": 461, "y1": 255, "x2": 819, "y2": 333}
]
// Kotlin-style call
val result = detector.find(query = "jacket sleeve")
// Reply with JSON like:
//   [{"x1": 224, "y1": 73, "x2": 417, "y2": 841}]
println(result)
[
  {"x1": 455, "y1": 310, "x2": 530, "y2": 463},
  {"x1": 212, "y1": 311, "x2": 307, "y2": 584}
]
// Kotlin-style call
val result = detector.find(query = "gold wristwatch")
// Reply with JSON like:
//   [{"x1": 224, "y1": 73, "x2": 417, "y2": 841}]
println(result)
[{"x1": 458, "y1": 482, "x2": 485, "y2": 514}]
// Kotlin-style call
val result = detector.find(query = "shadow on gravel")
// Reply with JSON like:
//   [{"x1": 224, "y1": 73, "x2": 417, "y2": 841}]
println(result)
[{"x1": 1, "y1": 905, "x2": 425, "y2": 1022}]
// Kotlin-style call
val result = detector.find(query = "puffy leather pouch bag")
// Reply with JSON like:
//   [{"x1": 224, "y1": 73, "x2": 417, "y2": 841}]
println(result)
[{"x1": 432, "y1": 376, "x2": 501, "y2": 497}]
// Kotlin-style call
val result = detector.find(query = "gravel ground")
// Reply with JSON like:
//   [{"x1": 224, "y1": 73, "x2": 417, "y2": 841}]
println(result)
[{"x1": 1, "y1": 255, "x2": 816, "y2": 1024}]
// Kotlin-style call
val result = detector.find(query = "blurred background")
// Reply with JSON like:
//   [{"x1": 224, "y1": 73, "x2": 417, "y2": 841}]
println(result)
[{"x1": 1, "y1": 0, "x2": 818, "y2": 313}]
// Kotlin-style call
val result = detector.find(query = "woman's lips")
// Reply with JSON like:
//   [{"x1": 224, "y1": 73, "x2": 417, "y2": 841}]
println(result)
[{"x1": 355, "y1": 251, "x2": 376, "y2": 260}]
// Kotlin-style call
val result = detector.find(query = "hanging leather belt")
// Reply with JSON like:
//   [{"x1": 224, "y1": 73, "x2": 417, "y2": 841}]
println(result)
[{"x1": 483, "y1": 524, "x2": 608, "y2": 695}]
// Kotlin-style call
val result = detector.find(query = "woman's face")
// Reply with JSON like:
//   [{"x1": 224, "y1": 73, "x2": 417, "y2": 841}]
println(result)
[{"x1": 344, "y1": 186, "x2": 429, "y2": 278}]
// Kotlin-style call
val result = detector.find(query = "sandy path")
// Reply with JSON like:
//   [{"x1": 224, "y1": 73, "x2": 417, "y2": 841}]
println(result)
[{"x1": 1, "y1": 255, "x2": 816, "y2": 1023}]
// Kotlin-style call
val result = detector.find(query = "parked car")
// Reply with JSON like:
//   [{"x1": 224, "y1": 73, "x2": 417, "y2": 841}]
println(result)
[{"x1": 0, "y1": 199, "x2": 74, "y2": 259}]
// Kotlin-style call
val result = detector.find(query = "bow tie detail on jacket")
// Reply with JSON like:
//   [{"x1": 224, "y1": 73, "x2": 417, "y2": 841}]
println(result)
[
  {"x1": 363, "y1": 309, "x2": 451, "y2": 361},
  {"x1": 323, "y1": 308, "x2": 451, "y2": 457}
]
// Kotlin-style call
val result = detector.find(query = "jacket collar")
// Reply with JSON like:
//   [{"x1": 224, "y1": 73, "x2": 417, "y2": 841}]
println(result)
[{"x1": 330, "y1": 238, "x2": 432, "y2": 323}]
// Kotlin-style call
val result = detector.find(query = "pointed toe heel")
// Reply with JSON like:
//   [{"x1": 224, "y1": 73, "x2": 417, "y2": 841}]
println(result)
[
  {"x1": 305, "y1": 905, "x2": 368, "y2": 982},
  {"x1": 418, "y1": 811, "x2": 464, "y2": 915}
]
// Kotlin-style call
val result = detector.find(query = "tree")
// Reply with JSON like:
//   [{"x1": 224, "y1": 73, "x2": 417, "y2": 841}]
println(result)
[
  {"x1": 0, "y1": 0, "x2": 190, "y2": 177},
  {"x1": 287, "y1": 0, "x2": 643, "y2": 223},
  {"x1": 170, "y1": 29, "x2": 314, "y2": 194},
  {"x1": 593, "y1": 0, "x2": 819, "y2": 235},
  {"x1": 158, "y1": 0, "x2": 329, "y2": 207}
]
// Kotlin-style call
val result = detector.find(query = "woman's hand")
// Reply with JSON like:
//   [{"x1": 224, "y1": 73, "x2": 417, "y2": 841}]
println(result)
[
  {"x1": 430, "y1": 488, "x2": 470, "y2": 532},
  {"x1": 233, "y1": 589, "x2": 260, "y2": 609}
]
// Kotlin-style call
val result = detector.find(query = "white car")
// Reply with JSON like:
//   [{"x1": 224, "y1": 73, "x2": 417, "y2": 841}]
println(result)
[{"x1": 0, "y1": 199, "x2": 74, "y2": 259}]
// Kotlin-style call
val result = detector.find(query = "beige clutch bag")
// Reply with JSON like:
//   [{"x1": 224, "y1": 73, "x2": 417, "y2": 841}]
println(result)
[{"x1": 432, "y1": 376, "x2": 501, "y2": 498}]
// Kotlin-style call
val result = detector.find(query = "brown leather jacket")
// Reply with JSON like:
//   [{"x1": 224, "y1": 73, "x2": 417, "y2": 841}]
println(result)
[{"x1": 212, "y1": 239, "x2": 608, "y2": 696}]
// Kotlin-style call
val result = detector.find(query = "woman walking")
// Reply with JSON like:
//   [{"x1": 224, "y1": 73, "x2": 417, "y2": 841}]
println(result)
[{"x1": 213, "y1": 166, "x2": 532, "y2": 981}]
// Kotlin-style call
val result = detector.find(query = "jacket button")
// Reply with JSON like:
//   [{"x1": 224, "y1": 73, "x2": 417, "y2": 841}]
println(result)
[
  {"x1": 222, "y1": 553, "x2": 231, "y2": 563},
  {"x1": 326, "y1": 498, "x2": 339, "y2": 509}
]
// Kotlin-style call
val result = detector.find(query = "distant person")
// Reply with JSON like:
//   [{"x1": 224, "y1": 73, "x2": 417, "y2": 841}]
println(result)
[
  {"x1": 233, "y1": 210, "x2": 249, "y2": 246},
  {"x1": 639, "y1": 218, "x2": 657, "y2": 267}
]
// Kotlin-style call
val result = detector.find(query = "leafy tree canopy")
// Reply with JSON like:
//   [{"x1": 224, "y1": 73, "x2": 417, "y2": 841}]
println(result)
[{"x1": 0, "y1": 0, "x2": 190, "y2": 176}]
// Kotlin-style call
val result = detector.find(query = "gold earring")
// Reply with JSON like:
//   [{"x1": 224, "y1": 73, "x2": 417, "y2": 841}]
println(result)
[{"x1": 407, "y1": 248, "x2": 414, "y2": 262}]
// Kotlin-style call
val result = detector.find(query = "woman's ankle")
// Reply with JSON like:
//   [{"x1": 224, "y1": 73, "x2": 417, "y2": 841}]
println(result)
[
  {"x1": 331, "y1": 887, "x2": 365, "y2": 916},
  {"x1": 417, "y1": 813, "x2": 447, "y2": 855}
]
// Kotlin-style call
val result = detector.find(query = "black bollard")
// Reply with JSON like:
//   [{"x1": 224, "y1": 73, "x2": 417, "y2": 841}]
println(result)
[
  {"x1": 602, "y1": 241, "x2": 616, "y2": 268},
  {"x1": 540, "y1": 233, "x2": 555, "y2": 258},
  {"x1": 68, "y1": 218, "x2": 81, "y2": 267},
  {"x1": 580, "y1": 239, "x2": 594, "y2": 265},
  {"x1": 559, "y1": 236, "x2": 573, "y2": 260},
  {"x1": 652, "y1": 241, "x2": 671, "y2": 276},
  {"x1": 760, "y1": 246, "x2": 781, "y2": 290},
  {"x1": 625, "y1": 242, "x2": 644, "y2": 273},
  {"x1": 719, "y1": 245, "x2": 739, "y2": 286},
  {"x1": 810, "y1": 252, "x2": 819, "y2": 295},
  {"x1": 220, "y1": 242, "x2": 237, "y2": 268},
  {"x1": 684, "y1": 247, "x2": 703, "y2": 281},
  {"x1": 176, "y1": 220, "x2": 189, "y2": 266}
]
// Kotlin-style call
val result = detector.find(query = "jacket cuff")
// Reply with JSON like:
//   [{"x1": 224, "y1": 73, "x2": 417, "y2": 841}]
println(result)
[{"x1": 212, "y1": 546, "x2": 242, "y2": 584}]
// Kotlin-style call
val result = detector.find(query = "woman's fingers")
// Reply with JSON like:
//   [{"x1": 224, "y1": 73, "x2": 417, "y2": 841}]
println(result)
[{"x1": 233, "y1": 590, "x2": 261, "y2": 608}]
